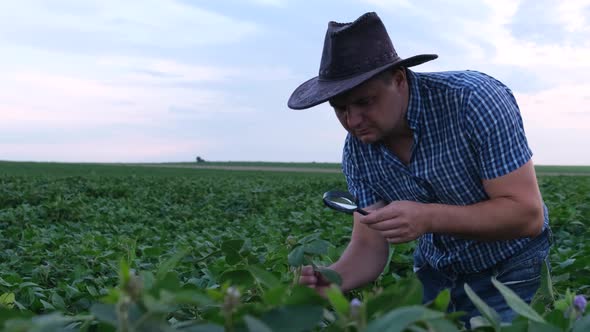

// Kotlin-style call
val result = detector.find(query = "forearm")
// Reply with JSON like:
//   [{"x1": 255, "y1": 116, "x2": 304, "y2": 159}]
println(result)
[
  {"x1": 328, "y1": 239, "x2": 389, "y2": 292},
  {"x1": 427, "y1": 197, "x2": 544, "y2": 241}
]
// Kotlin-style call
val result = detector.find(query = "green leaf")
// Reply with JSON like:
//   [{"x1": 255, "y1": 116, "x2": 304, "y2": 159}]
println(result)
[
  {"x1": 244, "y1": 315, "x2": 274, "y2": 332},
  {"x1": 431, "y1": 289, "x2": 451, "y2": 312},
  {"x1": 544, "y1": 309, "x2": 570, "y2": 330},
  {"x1": 573, "y1": 314, "x2": 590, "y2": 332},
  {"x1": 5, "y1": 312, "x2": 80, "y2": 330},
  {"x1": 90, "y1": 303, "x2": 118, "y2": 327},
  {"x1": 424, "y1": 318, "x2": 460, "y2": 332},
  {"x1": 260, "y1": 305, "x2": 324, "y2": 332},
  {"x1": 19, "y1": 282, "x2": 40, "y2": 289},
  {"x1": 287, "y1": 246, "x2": 305, "y2": 267},
  {"x1": 299, "y1": 233, "x2": 321, "y2": 244},
  {"x1": 464, "y1": 283, "x2": 501, "y2": 331},
  {"x1": 142, "y1": 246, "x2": 163, "y2": 256},
  {"x1": 382, "y1": 246, "x2": 394, "y2": 274},
  {"x1": 491, "y1": 278, "x2": 546, "y2": 323},
  {"x1": 153, "y1": 271, "x2": 181, "y2": 291},
  {"x1": 263, "y1": 285, "x2": 289, "y2": 306},
  {"x1": 499, "y1": 320, "x2": 528, "y2": 332},
  {"x1": 326, "y1": 285, "x2": 349, "y2": 318},
  {"x1": 221, "y1": 239, "x2": 244, "y2": 255},
  {"x1": 469, "y1": 315, "x2": 493, "y2": 330},
  {"x1": 0, "y1": 307, "x2": 33, "y2": 326},
  {"x1": 0, "y1": 277, "x2": 14, "y2": 287},
  {"x1": 302, "y1": 239, "x2": 329, "y2": 255},
  {"x1": 220, "y1": 269, "x2": 255, "y2": 286},
  {"x1": 558, "y1": 258, "x2": 575, "y2": 268},
  {"x1": 551, "y1": 273, "x2": 569, "y2": 284},
  {"x1": 366, "y1": 277, "x2": 423, "y2": 319},
  {"x1": 248, "y1": 265, "x2": 280, "y2": 289},
  {"x1": 285, "y1": 285, "x2": 325, "y2": 306},
  {"x1": 178, "y1": 323, "x2": 224, "y2": 332},
  {"x1": 140, "y1": 271, "x2": 155, "y2": 291},
  {"x1": 142, "y1": 293, "x2": 176, "y2": 314},
  {"x1": 158, "y1": 289, "x2": 214, "y2": 306},
  {"x1": 50, "y1": 292, "x2": 66, "y2": 310},
  {"x1": 316, "y1": 267, "x2": 342, "y2": 286},
  {"x1": 554, "y1": 298, "x2": 569, "y2": 311},
  {"x1": 365, "y1": 305, "x2": 444, "y2": 332},
  {"x1": 119, "y1": 257, "x2": 130, "y2": 287},
  {"x1": 224, "y1": 249, "x2": 242, "y2": 265},
  {"x1": 40, "y1": 299, "x2": 55, "y2": 311},
  {"x1": 0, "y1": 293, "x2": 15, "y2": 306},
  {"x1": 539, "y1": 260, "x2": 554, "y2": 302},
  {"x1": 156, "y1": 248, "x2": 189, "y2": 281},
  {"x1": 528, "y1": 321, "x2": 562, "y2": 332}
]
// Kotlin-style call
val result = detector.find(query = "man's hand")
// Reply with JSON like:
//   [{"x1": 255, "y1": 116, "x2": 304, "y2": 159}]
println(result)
[
  {"x1": 358, "y1": 201, "x2": 431, "y2": 243},
  {"x1": 299, "y1": 265, "x2": 332, "y2": 296}
]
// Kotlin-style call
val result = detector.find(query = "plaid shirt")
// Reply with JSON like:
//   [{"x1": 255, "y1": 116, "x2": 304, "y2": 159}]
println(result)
[{"x1": 342, "y1": 69, "x2": 550, "y2": 274}]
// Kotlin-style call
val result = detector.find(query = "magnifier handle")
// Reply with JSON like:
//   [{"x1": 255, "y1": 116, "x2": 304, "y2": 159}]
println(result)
[{"x1": 356, "y1": 208, "x2": 369, "y2": 216}]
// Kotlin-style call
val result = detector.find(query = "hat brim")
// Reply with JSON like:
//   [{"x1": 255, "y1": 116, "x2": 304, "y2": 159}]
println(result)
[{"x1": 287, "y1": 54, "x2": 438, "y2": 110}]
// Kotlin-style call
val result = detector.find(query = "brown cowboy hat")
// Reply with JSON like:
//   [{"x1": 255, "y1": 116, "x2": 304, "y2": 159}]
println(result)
[{"x1": 288, "y1": 12, "x2": 437, "y2": 110}]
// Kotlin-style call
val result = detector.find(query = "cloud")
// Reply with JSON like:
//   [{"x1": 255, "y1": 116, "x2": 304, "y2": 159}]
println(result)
[
  {"x1": 556, "y1": 0, "x2": 590, "y2": 33},
  {"x1": 516, "y1": 84, "x2": 590, "y2": 130},
  {"x1": 362, "y1": 0, "x2": 590, "y2": 70},
  {"x1": 98, "y1": 56, "x2": 298, "y2": 85},
  {"x1": 0, "y1": 70, "x2": 245, "y2": 131},
  {"x1": 0, "y1": 135, "x2": 214, "y2": 162},
  {"x1": 1, "y1": 1, "x2": 587, "y2": 164},
  {"x1": 465, "y1": 0, "x2": 590, "y2": 70},
  {"x1": 0, "y1": 0, "x2": 261, "y2": 51},
  {"x1": 249, "y1": 0, "x2": 289, "y2": 7}
]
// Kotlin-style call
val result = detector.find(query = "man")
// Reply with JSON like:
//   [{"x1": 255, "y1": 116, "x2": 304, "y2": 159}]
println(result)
[{"x1": 287, "y1": 12, "x2": 552, "y2": 326}]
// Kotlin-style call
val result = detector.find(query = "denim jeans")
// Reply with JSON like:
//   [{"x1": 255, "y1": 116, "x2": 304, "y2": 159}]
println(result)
[{"x1": 414, "y1": 228, "x2": 552, "y2": 328}]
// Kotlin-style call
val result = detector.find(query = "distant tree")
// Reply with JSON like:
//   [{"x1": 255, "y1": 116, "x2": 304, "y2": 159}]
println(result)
[{"x1": 196, "y1": 156, "x2": 206, "y2": 163}]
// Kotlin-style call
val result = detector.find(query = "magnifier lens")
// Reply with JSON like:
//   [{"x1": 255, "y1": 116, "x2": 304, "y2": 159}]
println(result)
[{"x1": 322, "y1": 190, "x2": 369, "y2": 215}]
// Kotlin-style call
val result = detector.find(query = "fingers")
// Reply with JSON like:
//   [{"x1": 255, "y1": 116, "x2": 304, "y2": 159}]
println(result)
[
  {"x1": 301, "y1": 265, "x2": 314, "y2": 276},
  {"x1": 382, "y1": 229, "x2": 414, "y2": 244},
  {"x1": 299, "y1": 266, "x2": 317, "y2": 286},
  {"x1": 297, "y1": 266, "x2": 332, "y2": 298},
  {"x1": 385, "y1": 236, "x2": 407, "y2": 244},
  {"x1": 298, "y1": 266, "x2": 332, "y2": 289},
  {"x1": 380, "y1": 228, "x2": 406, "y2": 239},
  {"x1": 358, "y1": 213, "x2": 379, "y2": 225},
  {"x1": 365, "y1": 217, "x2": 409, "y2": 232},
  {"x1": 359, "y1": 204, "x2": 400, "y2": 225}
]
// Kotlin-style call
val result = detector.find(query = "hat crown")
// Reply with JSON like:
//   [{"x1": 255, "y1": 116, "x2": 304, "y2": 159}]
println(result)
[{"x1": 319, "y1": 12, "x2": 399, "y2": 80}]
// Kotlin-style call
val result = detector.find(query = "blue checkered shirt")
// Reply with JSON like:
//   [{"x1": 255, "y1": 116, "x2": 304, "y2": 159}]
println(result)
[{"x1": 342, "y1": 69, "x2": 550, "y2": 274}]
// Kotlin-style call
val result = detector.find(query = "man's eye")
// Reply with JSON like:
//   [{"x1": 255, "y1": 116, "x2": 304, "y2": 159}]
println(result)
[
  {"x1": 356, "y1": 97, "x2": 373, "y2": 106},
  {"x1": 334, "y1": 106, "x2": 347, "y2": 113}
]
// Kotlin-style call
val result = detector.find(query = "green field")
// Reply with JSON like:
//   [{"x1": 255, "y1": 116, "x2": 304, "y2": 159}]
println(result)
[
  {"x1": 535, "y1": 165, "x2": 590, "y2": 175},
  {"x1": 169, "y1": 161, "x2": 343, "y2": 169},
  {"x1": 0, "y1": 161, "x2": 589, "y2": 331},
  {"x1": 145, "y1": 161, "x2": 590, "y2": 175},
  {"x1": 3, "y1": 160, "x2": 590, "y2": 175},
  {"x1": 0, "y1": 161, "x2": 344, "y2": 177}
]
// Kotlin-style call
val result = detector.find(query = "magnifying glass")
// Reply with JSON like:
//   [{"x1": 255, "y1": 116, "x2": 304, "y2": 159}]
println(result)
[{"x1": 322, "y1": 190, "x2": 369, "y2": 215}]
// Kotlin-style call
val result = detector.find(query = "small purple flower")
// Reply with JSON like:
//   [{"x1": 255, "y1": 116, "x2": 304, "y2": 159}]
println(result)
[
  {"x1": 350, "y1": 298, "x2": 362, "y2": 318},
  {"x1": 574, "y1": 295, "x2": 587, "y2": 313}
]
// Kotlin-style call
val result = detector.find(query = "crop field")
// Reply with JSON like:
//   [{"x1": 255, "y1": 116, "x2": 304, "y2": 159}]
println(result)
[{"x1": 0, "y1": 161, "x2": 589, "y2": 331}]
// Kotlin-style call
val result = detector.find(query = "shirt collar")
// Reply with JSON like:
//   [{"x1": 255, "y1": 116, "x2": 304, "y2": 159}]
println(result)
[{"x1": 405, "y1": 69, "x2": 423, "y2": 132}]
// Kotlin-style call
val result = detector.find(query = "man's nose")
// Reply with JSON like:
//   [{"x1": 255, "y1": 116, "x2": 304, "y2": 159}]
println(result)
[{"x1": 346, "y1": 106, "x2": 364, "y2": 128}]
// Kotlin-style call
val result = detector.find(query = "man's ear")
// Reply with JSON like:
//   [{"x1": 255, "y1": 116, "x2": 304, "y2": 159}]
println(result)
[{"x1": 392, "y1": 67, "x2": 407, "y2": 86}]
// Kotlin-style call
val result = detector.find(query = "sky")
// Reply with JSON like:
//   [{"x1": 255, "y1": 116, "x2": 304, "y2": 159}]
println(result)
[{"x1": 1, "y1": 0, "x2": 589, "y2": 165}]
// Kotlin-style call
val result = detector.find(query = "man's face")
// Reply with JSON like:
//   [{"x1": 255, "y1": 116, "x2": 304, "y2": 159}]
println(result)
[{"x1": 329, "y1": 69, "x2": 409, "y2": 144}]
